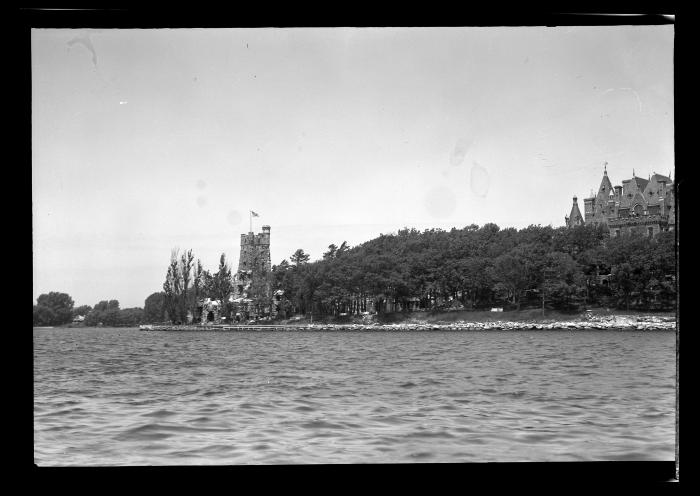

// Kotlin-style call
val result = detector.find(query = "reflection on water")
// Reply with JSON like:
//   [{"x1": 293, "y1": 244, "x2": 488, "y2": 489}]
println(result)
[{"x1": 34, "y1": 328, "x2": 675, "y2": 465}]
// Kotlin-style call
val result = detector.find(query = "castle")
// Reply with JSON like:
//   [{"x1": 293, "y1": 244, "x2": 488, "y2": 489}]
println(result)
[{"x1": 565, "y1": 165, "x2": 675, "y2": 237}]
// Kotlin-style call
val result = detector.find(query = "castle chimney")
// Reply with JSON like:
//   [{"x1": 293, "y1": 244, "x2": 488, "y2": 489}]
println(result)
[{"x1": 614, "y1": 185, "x2": 622, "y2": 200}]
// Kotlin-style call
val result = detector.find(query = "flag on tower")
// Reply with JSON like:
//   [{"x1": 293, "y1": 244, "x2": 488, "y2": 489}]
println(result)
[{"x1": 251, "y1": 211, "x2": 259, "y2": 217}]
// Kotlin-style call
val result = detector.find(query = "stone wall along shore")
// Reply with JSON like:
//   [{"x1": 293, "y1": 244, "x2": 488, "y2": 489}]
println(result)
[{"x1": 140, "y1": 314, "x2": 675, "y2": 331}]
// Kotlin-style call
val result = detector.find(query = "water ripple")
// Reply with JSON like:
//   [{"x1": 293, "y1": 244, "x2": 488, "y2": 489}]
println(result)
[{"x1": 34, "y1": 327, "x2": 676, "y2": 465}]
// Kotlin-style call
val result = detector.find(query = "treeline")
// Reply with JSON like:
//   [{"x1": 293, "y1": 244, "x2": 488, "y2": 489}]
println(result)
[
  {"x1": 82, "y1": 300, "x2": 144, "y2": 327},
  {"x1": 269, "y1": 223, "x2": 676, "y2": 316},
  {"x1": 34, "y1": 223, "x2": 677, "y2": 327},
  {"x1": 33, "y1": 293, "x2": 144, "y2": 327},
  {"x1": 152, "y1": 249, "x2": 240, "y2": 324}
]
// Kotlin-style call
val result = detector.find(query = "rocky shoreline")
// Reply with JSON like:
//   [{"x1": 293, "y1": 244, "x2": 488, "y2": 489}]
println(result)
[
  {"x1": 307, "y1": 314, "x2": 676, "y2": 331},
  {"x1": 139, "y1": 314, "x2": 676, "y2": 332}
]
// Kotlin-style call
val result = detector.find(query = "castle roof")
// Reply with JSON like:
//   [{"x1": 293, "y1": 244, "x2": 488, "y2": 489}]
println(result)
[
  {"x1": 618, "y1": 192, "x2": 633, "y2": 209},
  {"x1": 566, "y1": 198, "x2": 584, "y2": 227},
  {"x1": 650, "y1": 173, "x2": 672, "y2": 184},
  {"x1": 619, "y1": 191, "x2": 648, "y2": 212},
  {"x1": 630, "y1": 176, "x2": 649, "y2": 191},
  {"x1": 645, "y1": 193, "x2": 661, "y2": 206},
  {"x1": 598, "y1": 173, "x2": 614, "y2": 194}
]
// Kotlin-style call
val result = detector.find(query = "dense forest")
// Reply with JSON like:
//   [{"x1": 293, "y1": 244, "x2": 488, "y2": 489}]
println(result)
[
  {"x1": 268, "y1": 223, "x2": 676, "y2": 317},
  {"x1": 146, "y1": 223, "x2": 677, "y2": 323}
]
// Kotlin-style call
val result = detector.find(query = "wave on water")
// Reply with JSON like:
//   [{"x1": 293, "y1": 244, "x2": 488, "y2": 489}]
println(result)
[{"x1": 34, "y1": 328, "x2": 676, "y2": 465}]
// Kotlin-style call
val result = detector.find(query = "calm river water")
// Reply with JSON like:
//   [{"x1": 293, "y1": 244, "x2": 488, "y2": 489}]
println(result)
[{"x1": 34, "y1": 327, "x2": 676, "y2": 465}]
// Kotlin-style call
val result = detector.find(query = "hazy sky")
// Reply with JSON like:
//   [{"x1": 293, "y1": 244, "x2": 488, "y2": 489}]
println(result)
[{"x1": 32, "y1": 26, "x2": 674, "y2": 308}]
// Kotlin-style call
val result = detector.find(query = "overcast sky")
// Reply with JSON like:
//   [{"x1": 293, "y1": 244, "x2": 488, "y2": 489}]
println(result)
[{"x1": 32, "y1": 26, "x2": 674, "y2": 309}]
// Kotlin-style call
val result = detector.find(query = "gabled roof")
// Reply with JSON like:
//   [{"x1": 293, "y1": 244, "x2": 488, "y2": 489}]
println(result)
[
  {"x1": 651, "y1": 173, "x2": 672, "y2": 184},
  {"x1": 618, "y1": 191, "x2": 633, "y2": 208},
  {"x1": 631, "y1": 176, "x2": 649, "y2": 191},
  {"x1": 646, "y1": 191, "x2": 661, "y2": 206},
  {"x1": 628, "y1": 191, "x2": 647, "y2": 211}
]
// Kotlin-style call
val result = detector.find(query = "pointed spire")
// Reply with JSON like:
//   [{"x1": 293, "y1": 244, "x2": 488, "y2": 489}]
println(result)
[
  {"x1": 603, "y1": 161, "x2": 608, "y2": 175},
  {"x1": 633, "y1": 168, "x2": 635, "y2": 177}
]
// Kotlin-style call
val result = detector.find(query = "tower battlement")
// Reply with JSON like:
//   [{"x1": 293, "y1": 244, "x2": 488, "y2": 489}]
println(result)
[{"x1": 240, "y1": 231, "x2": 270, "y2": 246}]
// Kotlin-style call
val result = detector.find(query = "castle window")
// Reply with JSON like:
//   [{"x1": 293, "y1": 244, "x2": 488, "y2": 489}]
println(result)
[
  {"x1": 648, "y1": 227, "x2": 654, "y2": 237},
  {"x1": 615, "y1": 229, "x2": 620, "y2": 237}
]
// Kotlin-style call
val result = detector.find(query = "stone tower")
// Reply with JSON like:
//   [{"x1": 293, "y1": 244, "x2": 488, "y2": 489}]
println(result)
[
  {"x1": 237, "y1": 225, "x2": 271, "y2": 273},
  {"x1": 232, "y1": 226, "x2": 272, "y2": 317}
]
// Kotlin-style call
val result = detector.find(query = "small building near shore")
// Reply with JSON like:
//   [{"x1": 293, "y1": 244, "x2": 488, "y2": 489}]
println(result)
[{"x1": 198, "y1": 298, "x2": 222, "y2": 324}]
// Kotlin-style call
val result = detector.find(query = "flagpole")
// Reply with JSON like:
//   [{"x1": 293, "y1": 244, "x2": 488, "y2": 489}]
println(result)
[{"x1": 249, "y1": 210, "x2": 252, "y2": 233}]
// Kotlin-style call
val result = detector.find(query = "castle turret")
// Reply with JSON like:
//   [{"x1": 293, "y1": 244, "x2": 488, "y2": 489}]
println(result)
[{"x1": 566, "y1": 196, "x2": 584, "y2": 228}]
